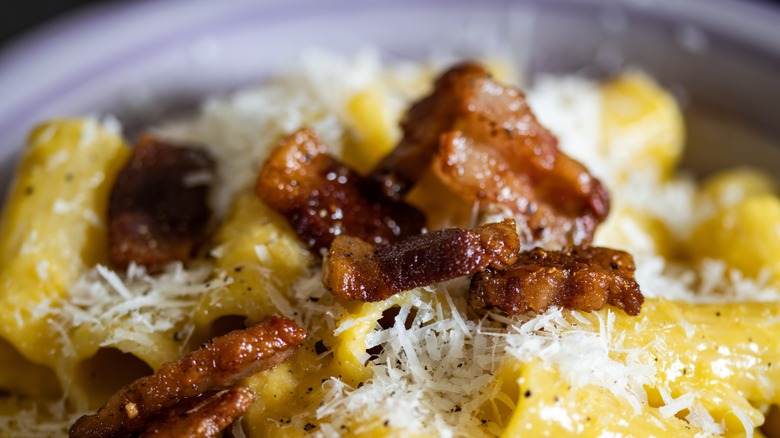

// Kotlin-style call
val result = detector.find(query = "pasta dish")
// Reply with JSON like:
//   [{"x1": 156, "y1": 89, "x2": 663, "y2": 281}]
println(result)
[{"x1": 0, "y1": 52, "x2": 778, "y2": 437}]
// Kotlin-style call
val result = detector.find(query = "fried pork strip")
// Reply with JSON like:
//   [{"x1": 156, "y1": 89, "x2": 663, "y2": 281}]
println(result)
[
  {"x1": 372, "y1": 62, "x2": 488, "y2": 197},
  {"x1": 469, "y1": 247, "x2": 643, "y2": 316},
  {"x1": 372, "y1": 63, "x2": 609, "y2": 247},
  {"x1": 140, "y1": 388, "x2": 255, "y2": 438},
  {"x1": 70, "y1": 315, "x2": 306, "y2": 438},
  {"x1": 256, "y1": 128, "x2": 425, "y2": 256},
  {"x1": 108, "y1": 135, "x2": 215, "y2": 271},
  {"x1": 323, "y1": 220, "x2": 519, "y2": 301}
]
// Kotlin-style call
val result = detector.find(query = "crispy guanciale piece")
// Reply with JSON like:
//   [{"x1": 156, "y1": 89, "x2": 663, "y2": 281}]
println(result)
[
  {"x1": 256, "y1": 128, "x2": 425, "y2": 256},
  {"x1": 69, "y1": 315, "x2": 306, "y2": 438},
  {"x1": 323, "y1": 219, "x2": 520, "y2": 301},
  {"x1": 140, "y1": 387, "x2": 255, "y2": 438},
  {"x1": 372, "y1": 63, "x2": 488, "y2": 197},
  {"x1": 372, "y1": 63, "x2": 609, "y2": 247},
  {"x1": 469, "y1": 247, "x2": 643, "y2": 316},
  {"x1": 109, "y1": 135, "x2": 215, "y2": 271}
]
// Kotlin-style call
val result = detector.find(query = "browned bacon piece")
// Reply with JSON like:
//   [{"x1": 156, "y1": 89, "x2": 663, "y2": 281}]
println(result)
[
  {"x1": 108, "y1": 135, "x2": 215, "y2": 271},
  {"x1": 256, "y1": 128, "x2": 426, "y2": 256},
  {"x1": 70, "y1": 315, "x2": 306, "y2": 438},
  {"x1": 323, "y1": 220, "x2": 519, "y2": 301},
  {"x1": 372, "y1": 63, "x2": 609, "y2": 247},
  {"x1": 469, "y1": 247, "x2": 643, "y2": 316},
  {"x1": 372, "y1": 62, "x2": 488, "y2": 197},
  {"x1": 140, "y1": 388, "x2": 255, "y2": 438}
]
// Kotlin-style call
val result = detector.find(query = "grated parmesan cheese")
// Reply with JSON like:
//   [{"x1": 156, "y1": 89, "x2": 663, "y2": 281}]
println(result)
[
  {"x1": 635, "y1": 255, "x2": 780, "y2": 303},
  {"x1": 41, "y1": 261, "x2": 229, "y2": 355},
  {"x1": 0, "y1": 399, "x2": 85, "y2": 438},
  {"x1": 154, "y1": 49, "x2": 385, "y2": 216},
  {"x1": 283, "y1": 266, "x2": 658, "y2": 437},
  {"x1": 315, "y1": 284, "x2": 501, "y2": 438}
]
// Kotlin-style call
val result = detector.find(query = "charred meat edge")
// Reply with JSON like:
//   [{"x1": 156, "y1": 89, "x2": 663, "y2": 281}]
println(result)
[
  {"x1": 323, "y1": 219, "x2": 519, "y2": 301},
  {"x1": 470, "y1": 246, "x2": 644, "y2": 316},
  {"x1": 108, "y1": 135, "x2": 215, "y2": 272},
  {"x1": 256, "y1": 127, "x2": 425, "y2": 256},
  {"x1": 70, "y1": 315, "x2": 306, "y2": 438},
  {"x1": 372, "y1": 62, "x2": 609, "y2": 247},
  {"x1": 139, "y1": 387, "x2": 255, "y2": 438}
]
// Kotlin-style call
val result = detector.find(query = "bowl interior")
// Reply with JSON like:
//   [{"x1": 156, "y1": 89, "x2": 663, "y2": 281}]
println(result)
[{"x1": 0, "y1": 0, "x2": 778, "y2": 197}]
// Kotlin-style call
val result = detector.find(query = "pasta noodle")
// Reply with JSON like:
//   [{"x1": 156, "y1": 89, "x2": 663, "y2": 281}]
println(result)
[{"x1": 0, "y1": 119, "x2": 129, "y2": 405}]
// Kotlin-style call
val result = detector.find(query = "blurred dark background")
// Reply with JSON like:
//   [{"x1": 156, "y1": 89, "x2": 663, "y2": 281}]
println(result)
[
  {"x1": 1, "y1": 0, "x2": 110, "y2": 49},
  {"x1": 3, "y1": 0, "x2": 780, "y2": 51}
]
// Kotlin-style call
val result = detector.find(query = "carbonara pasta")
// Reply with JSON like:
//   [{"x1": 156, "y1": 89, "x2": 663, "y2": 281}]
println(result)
[{"x1": 0, "y1": 51, "x2": 778, "y2": 437}]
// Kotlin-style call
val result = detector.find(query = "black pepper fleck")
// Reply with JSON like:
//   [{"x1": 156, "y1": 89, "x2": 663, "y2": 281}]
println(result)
[
  {"x1": 315, "y1": 340, "x2": 328, "y2": 355},
  {"x1": 524, "y1": 389, "x2": 532, "y2": 398},
  {"x1": 304, "y1": 423, "x2": 315, "y2": 431}
]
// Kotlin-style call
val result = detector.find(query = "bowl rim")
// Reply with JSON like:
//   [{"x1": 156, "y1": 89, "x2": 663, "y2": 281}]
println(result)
[
  {"x1": 0, "y1": 0, "x2": 778, "y2": 155},
  {"x1": 3, "y1": 0, "x2": 779, "y2": 65}
]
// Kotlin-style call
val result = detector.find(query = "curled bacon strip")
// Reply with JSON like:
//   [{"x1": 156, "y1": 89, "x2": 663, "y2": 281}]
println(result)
[
  {"x1": 469, "y1": 247, "x2": 643, "y2": 316},
  {"x1": 256, "y1": 128, "x2": 425, "y2": 256},
  {"x1": 109, "y1": 135, "x2": 215, "y2": 271},
  {"x1": 70, "y1": 315, "x2": 306, "y2": 438},
  {"x1": 323, "y1": 220, "x2": 519, "y2": 301},
  {"x1": 372, "y1": 63, "x2": 609, "y2": 247},
  {"x1": 140, "y1": 388, "x2": 255, "y2": 438}
]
